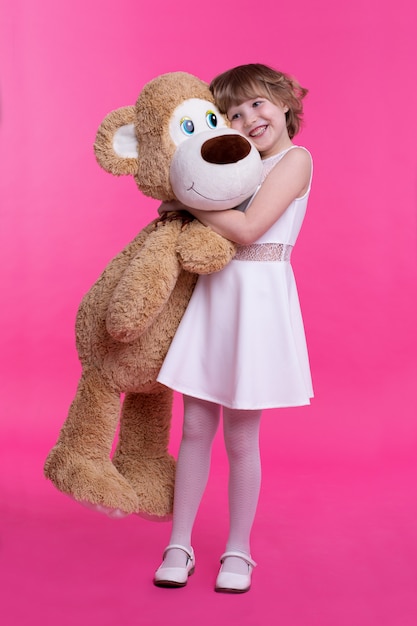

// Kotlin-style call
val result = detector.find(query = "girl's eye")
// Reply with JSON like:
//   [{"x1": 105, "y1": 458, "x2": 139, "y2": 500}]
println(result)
[
  {"x1": 253, "y1": 101, "x2": 262, "y2": 108},
  {"x1": 206, "y1": 110, "x2": 218, "y2": 129},
  {"x1": 180, "y1": 117, "x2": 195, "y2": 135}
]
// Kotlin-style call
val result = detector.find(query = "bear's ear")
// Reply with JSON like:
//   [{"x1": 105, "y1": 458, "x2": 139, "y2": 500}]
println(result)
[{"x1": 94, "y1": 106, "x2": 138, "y2": 176}]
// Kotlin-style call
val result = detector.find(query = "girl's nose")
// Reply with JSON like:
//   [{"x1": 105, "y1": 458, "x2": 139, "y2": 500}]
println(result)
[{"x1": 244, "y1": 113, "x2": 257, "y2": 127}]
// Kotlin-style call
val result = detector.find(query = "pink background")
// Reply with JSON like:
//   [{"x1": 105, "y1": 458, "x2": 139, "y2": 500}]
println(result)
[{"x1": 1, "y1": 1, "x2": 416, "y2": 624}]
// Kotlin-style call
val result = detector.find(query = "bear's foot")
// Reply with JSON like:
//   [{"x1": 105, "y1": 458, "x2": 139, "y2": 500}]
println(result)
[
  {"x1": 76, "y1": 500, "x2": 131, "y2": 519},
  {"x1": 44, "y1": 444, "x2": 140, "y2": 515},
  {"x1": 113, "y1": 453, "x2": 176, "y2": 520}
]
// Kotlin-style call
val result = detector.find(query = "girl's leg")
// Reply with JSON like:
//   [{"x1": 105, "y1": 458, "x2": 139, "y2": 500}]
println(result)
[
  {"x1": 222, "y1": 407, "x2": 262, "y2": 574},
  {"x1": 160, "y1": 395, "x2": 221, "y2": 568}
]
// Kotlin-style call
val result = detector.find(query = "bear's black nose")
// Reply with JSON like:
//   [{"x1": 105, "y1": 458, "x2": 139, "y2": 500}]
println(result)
[{"x1": 201, "y1": 135, "x2": 252, "y2": 165}]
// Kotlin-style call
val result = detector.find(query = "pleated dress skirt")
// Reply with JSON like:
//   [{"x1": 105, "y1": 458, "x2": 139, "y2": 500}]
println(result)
[{"x1": 157, "y1": 255, "x2": 313, "y2": 410}]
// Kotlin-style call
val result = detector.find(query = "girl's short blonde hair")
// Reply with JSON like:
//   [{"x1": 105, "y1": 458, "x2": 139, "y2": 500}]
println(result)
[{"x1": 210, "y1": 63, "x2": 308, "y2": 139}]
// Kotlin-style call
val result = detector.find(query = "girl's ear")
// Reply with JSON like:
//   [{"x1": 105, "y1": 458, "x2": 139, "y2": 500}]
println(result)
[{"x1": 94, "y1": 106, "x2": 139, "y2": 176}]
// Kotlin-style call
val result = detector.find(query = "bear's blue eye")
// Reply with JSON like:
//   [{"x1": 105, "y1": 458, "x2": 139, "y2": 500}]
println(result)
[
  {"x1": 180, "y1": 117, "x2": 195, "y2": 135},
  {"x1": 206, "y1": 110, "x2": 217, "y2": 129}
]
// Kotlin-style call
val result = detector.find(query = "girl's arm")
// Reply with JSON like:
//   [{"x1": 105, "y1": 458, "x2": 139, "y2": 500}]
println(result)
[{"x1": 188, "y1": 147, "x2": 311, "y2": 245}]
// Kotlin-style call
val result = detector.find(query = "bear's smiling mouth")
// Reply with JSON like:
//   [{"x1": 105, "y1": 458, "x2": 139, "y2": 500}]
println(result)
[{"x1": 187, "y1": 182, "x2": 244, "y2": 202}]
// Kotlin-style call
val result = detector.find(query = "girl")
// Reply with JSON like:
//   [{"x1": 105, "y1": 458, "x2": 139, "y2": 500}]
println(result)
[{"x1": 153, "y1": 63, "x2": 313, "y2": 593}]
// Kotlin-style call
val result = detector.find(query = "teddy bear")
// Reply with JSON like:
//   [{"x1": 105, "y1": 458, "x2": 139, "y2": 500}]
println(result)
[{"x1": 43, "y1": 72, "x2": 262, "y2": 520}]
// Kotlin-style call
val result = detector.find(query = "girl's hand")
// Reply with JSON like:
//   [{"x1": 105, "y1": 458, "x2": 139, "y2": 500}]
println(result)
[{"x1": 157, "y1": 200, "x2": 188, "y2": 215}]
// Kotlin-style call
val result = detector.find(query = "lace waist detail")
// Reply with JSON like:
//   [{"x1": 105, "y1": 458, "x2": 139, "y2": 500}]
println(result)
[{"x1": 234, "y1": 243, "x2": 293, "y2": 262}]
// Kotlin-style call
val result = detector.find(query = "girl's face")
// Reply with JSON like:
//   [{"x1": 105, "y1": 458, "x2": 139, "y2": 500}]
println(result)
[{"x1": 227, "y1": 97, "x2": 291, "y2": 158}]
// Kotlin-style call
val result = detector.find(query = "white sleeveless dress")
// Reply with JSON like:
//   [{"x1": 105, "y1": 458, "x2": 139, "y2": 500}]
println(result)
[{"x1": 157, "y1": 146, "x2": 314, "y2": 409}]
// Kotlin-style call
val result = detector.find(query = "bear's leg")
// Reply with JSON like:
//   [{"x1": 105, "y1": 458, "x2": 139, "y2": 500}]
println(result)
[
  {"x1": 44, "y1": 368, "x2": 139, "y2": 515},
  {"x1": 112, "y1": 388, "x2": 176, "y2": 520}
]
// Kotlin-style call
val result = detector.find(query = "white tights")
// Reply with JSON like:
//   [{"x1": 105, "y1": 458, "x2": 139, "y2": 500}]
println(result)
[{"x1": 162, "y1": 395, "x2": 262, "y2": 574}]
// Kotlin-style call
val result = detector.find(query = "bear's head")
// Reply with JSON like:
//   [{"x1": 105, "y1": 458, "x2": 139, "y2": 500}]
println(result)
[{"x1": 94, "y1": 72, "x2": 262, "y2": 211}]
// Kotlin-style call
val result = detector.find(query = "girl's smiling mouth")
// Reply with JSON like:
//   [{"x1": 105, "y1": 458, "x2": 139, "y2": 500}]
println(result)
[{"x1": 249, "y1": 125, "x2": 268, "y2": 138}]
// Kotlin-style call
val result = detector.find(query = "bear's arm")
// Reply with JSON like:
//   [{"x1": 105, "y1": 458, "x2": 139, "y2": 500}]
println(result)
[
  {"x1": 176, "y1": 220, "x2": 237, "y2": 274},
  {"x1": 106, "y1": 220, "x2": 183, "y2": 343}
]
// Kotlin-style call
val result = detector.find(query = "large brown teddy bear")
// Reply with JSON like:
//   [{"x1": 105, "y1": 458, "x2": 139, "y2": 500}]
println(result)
[{"x1": 44, "y1": 72, "x2": 262, "y2": 520}]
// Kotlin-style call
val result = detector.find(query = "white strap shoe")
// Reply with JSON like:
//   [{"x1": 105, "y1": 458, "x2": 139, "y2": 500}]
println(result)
[
  {"x1": 215, "y1": 550, "x2": 257, "y2": 594},
  {"x1": 153, "y1": 544, "x2": 195, "y2": 588}
]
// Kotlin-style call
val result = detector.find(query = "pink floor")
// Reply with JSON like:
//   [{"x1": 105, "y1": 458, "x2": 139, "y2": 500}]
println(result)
[{"x1": 2, "y1": 375, "x2": 416, "y2": 626}]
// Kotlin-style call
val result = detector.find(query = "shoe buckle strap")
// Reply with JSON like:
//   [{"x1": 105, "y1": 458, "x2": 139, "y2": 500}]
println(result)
[
  {"x1": 220, "y1": 551, "x2": 257, "y2": 568},
  {"x1": 163, "y1": 544, "x2": 194, "y2": 563}
]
